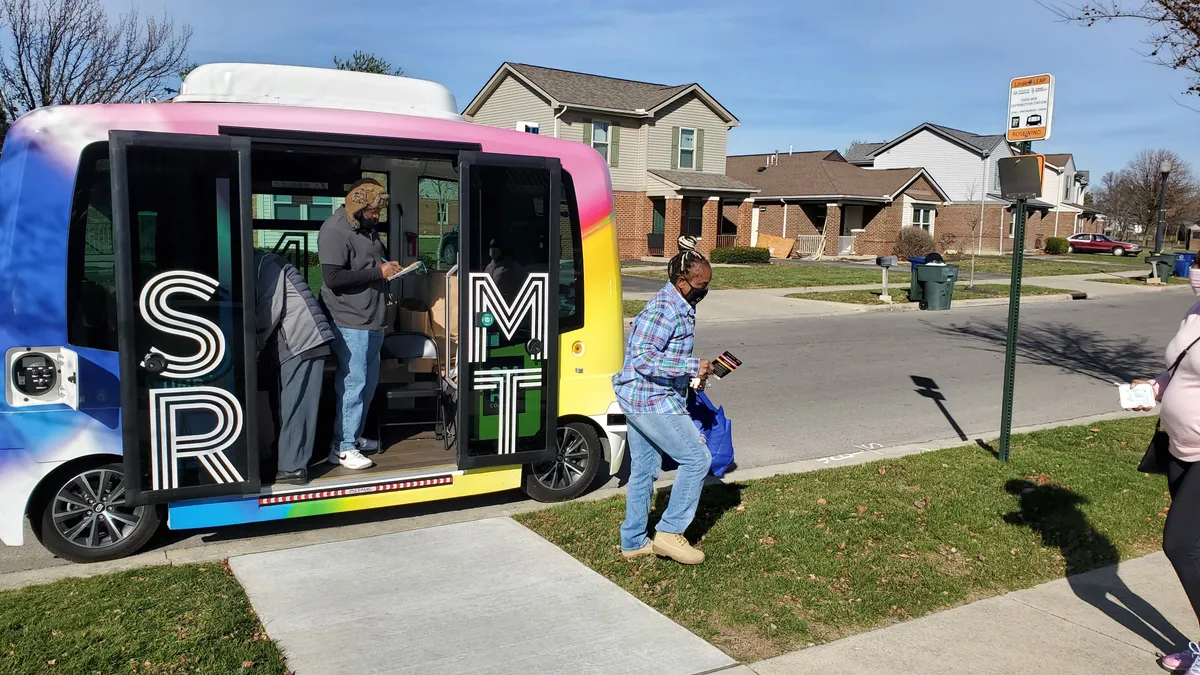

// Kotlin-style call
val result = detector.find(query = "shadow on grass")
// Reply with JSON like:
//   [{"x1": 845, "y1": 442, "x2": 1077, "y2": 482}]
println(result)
[
  {"x1": 1004, "y1": 479, "x2": 1187, "y2": 654},
  {"x1": 933, "y1": 319, "x2": 1159, "y2": 385},
  {"x1": 650, "y1": 482, "x2": 746, "y2": 543}
]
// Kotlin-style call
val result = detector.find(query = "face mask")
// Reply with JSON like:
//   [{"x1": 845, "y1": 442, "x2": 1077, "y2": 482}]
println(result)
[
  {"x1": 490, "y1": 248, "x2": 502, "y2": 261},
  {"x1": 682, "y1": 282, "x2": 708, "y2": 307},
  {"x1": 1190, "y1": 267, "x2": 1200, "y2": 295}
]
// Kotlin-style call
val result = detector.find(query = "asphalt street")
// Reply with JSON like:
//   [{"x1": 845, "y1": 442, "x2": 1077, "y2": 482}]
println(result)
[{"x1": 2, "y1": 290, "x2": 1192, "y2": 575}]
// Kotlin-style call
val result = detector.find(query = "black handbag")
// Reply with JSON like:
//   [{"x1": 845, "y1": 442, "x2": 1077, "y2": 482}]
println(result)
[{"x1": 1137, "y1": 334, "x2": 1200, "y2": 474}]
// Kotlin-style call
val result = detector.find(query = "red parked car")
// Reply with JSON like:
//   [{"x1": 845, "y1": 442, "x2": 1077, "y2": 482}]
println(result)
[{"x1": 1066, "y1": 233, "x2": 1141, "y2": 256}]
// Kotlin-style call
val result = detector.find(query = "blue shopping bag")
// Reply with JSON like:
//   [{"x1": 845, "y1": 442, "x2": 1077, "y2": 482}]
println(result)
[{"x1": 661, "y1": 390, "x2": 736, "y2": 477}]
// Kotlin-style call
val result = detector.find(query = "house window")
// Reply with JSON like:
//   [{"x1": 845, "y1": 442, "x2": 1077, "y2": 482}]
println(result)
[
  {"x1": 912, "y1": 206, "x2": 935, "y2": 232},
  {"x1": 274, "y1": 195, "x2": 302, "y2": 221},
  {"x1": 685, "y1": 199, "x2": 704, "y2": 237},
  {"x1": 516, "y1": 121, "x2": 539, "y2": 134},
  {"x1": 992, "y1": 162, "x2": 1001, "y2": 191},
  {"x1": 591, "y1": 121, "x2": 610, "y2": 162},
  {"x1": 679, "y1": 128, "x2": 696, "y2": 169},
  {"x1": 1063, "y1": 178, "x2": 1071, "y2": 202},
  {"x1": 1009, "y1": 212, "x2": 1017, "y2": 238}
]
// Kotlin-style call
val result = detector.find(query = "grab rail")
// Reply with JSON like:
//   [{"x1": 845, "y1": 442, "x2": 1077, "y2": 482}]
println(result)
[{"x1": 445, "y1": 263, "x2": 458, "y2": 389}]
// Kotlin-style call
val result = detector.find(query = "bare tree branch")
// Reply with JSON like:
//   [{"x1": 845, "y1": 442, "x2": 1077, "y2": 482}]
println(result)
[
  {"x1": 1041, "y1": 0, "x2": 1200, "y2": 97},
  {"x1": 0, "y1": 0, "x2": 192, "y2": 123}
]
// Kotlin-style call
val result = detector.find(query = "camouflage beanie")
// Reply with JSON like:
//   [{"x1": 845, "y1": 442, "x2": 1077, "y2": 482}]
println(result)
[{"x1": 345, "y1": 179, "x2": 389, "y2": 229}]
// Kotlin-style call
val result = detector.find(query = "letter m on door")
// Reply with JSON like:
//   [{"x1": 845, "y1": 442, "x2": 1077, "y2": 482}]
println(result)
[{"x1": 468, "y1": 272, "x2": 548, "y2": 363}]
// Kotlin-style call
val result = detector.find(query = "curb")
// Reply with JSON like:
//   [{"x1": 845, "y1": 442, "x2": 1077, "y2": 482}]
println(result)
[
  {"x1": 0, "y1": 409, "x2": 1154, "y2": 591},
  {"x1": 848, "y1": 291, "x2": 1087, "y2": 314}
]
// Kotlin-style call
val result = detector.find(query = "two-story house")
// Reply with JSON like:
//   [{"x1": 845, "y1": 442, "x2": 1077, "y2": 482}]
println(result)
[
  {"x1": 464, "y1": 63, "x2": 759, "y2": 258},
  {"x1": 851, "y1": 123, "x2": 1102, "y2": 253},
  {"x1": 1042, "y1": 153, "x2": 1103, "y2": 236}
]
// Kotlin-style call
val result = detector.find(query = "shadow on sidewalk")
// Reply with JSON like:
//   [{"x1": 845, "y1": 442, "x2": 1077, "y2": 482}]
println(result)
[
  {"x1": 933, "y1": 320, "x2": 1158, "y2": 385},
  {"x1": 1003, "y1": 479, "x2": 1188, "y2": 654},
  {"x1": 911, "y1": 376, "x2": 968, "y2": 442}
]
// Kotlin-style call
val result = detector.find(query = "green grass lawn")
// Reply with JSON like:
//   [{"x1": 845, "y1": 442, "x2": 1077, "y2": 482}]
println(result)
[
  {"x1": 785, "y1": 284, "x2": 1074, "y2": 305},
  {"x1": 954, "y1": 256, "x2": 1144, "y2": 276},
  {"x1": 1092, "y1": 275, "x2": 1189, "y2": 286},
  {"x1": 517, "y1": 417, "x2": 1167, "y2": 662},
  {"x1": 625, "y1": 258, "x2": 1144, "y2": 291},
  {"x1": 0, "y1": 563, "x2": 288, "y2": 674},
  {"x1": 624, "y1": 264, "x2": 880, "y2": 290},
  {"x1": 623, "y1": 300, "x2": 647, "y2": 317}
]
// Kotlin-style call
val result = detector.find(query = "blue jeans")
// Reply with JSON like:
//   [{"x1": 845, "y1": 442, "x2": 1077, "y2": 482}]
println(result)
[
  {"x1": 620, "y1": 413, "x2": 711, "y2": 552},
  {"x1": 331, "y1": 326, "x2": 384, "y2": 452}
]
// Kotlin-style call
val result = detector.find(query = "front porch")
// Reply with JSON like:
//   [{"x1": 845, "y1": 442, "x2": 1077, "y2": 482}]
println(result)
[
  {"x1": 645, "y1": 169, "x2": 759, "y2": 257},
  {"x1": 752, "y1": 199, "x2": 894, "y2": 258}
]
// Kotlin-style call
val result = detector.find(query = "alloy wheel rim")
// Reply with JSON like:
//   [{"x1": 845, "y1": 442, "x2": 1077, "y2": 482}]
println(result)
[
  {"x1": 533, "y1": 427, "x2": 590, "y2": 491},
  {"x1": 51, "y1": 469, "x2": 143, "y2": 549}
]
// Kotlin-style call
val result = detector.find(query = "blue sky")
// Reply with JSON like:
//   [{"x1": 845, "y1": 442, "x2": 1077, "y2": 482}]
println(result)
[{"x1": 113, "y1": 0, "x2": 1196, "y2": 178}]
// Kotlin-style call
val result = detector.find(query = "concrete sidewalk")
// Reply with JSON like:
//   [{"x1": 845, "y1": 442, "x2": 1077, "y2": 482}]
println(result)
[
  {"x1": 231, "y1": 517, "x2": 738, "y2": 675},
  {"x1": 749, "y1": 552, "x2": 1193, "y2": 675}
]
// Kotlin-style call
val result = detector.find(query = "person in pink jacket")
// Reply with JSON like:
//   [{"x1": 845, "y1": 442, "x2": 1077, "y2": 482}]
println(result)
[{"x1": 1131, "y1": 266, "x2": 1200, "y2": 673}]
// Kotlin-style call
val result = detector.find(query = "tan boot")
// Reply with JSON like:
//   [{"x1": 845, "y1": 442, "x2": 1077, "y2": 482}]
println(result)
[
  {"x1": 652, "y1": 532, "x2": 704, "y2": 565},
  {"x1": 621, "y1": 542, "x2": 655, "y2": 560}
]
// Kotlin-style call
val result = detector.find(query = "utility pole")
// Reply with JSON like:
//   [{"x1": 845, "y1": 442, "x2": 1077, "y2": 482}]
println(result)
[{"x1": 1154, "y1": 160, "x2": 1172, "y2": 256}]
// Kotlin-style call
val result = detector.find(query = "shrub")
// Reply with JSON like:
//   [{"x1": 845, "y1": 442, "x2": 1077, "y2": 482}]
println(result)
[
  {"x1": 710, "y1": 246, "x2": 770, "y2": 264},
  {"x1": 1045, "y1": 237, "x2": 1069, "y2": 255},
  {"x1": 894, "y1": 227, "x2": 936, "y2": 260}
]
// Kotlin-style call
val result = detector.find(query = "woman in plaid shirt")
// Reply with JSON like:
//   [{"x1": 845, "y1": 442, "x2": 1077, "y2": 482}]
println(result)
[{"x1": 612, "y1": 236, "x2": 715, "y2": 565}]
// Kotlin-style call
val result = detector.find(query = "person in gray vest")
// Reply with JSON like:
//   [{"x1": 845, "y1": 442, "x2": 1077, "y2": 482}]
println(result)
[
  {"x1": 254, "y1": 249, "x2": 336, "y2": 486},
  {"x1": 318, "y1": 178, "x2": 398, "y2": 471}
]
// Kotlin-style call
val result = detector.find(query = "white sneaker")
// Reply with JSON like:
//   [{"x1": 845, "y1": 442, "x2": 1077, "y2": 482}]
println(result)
[
  {"x1": 356, "y1": 437, "x2": 380, "y2": 454},
  {"x1": 327, "y1": 448, "x2": 375, "y2": 470}
]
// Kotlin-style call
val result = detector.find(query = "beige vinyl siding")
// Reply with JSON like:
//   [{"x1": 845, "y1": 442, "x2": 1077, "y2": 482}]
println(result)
[
  {"x1": 648, "y1": 94, "x2": 728, "y2": 174},
  {"x1": 646, "y1": 172, "x2": 677, "y2": 198},
  {"x1": 559, "y1": 111, "x2": 647, "y2": 192},
  {"x1": 468, "y1": 74, "x2": 554, "y2": 134}
]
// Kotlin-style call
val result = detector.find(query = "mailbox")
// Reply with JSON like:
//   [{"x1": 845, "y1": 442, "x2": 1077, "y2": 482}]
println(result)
[{"x1": 876, "y1": 256, "x2": 898, "y2": 268}]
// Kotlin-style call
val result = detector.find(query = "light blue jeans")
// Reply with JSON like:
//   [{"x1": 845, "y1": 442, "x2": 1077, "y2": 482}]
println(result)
[
  {"x1": 331, "y1": 326, "x2": 384, "y2": 452},
  {"x1": 620, "y1": 413, "x2": 711, "y2": 552}
]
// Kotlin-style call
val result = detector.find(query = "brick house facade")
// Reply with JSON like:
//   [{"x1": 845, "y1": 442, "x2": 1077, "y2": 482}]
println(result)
[
  {"x1": 728, "y1": 151, "x2": 952, "y2": 257},
  {"x1": 464, "y1": 63, "x2": 758, "y2": 259}
]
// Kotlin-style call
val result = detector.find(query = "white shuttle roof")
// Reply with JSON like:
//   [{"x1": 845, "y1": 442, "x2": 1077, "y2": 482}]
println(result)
[{"x1": 174, "y1": 63, "x2": 463, "y2": 121}]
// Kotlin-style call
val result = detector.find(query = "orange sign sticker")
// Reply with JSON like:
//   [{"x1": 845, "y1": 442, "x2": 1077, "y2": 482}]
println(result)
[{"x1": 1010, "y1": 75, "x2": 1051, "y2": 89}]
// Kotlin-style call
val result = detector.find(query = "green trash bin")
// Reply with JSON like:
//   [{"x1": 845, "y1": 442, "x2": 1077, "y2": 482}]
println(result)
[
  {"x1": 1150, "y1": 253, "x2": 1177, "y2": 281},
  {"x1": 908, "y1": 256, "x2": 926, "y2": 302},
  {"x1": 916, "y1": 263, "x2": 959, "y2": 310}
]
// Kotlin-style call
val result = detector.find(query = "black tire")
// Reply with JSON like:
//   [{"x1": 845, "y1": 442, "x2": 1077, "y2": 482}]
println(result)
[
  {"x1": 918, "y1": 299, "x2": 929, "y2": 310},
  {"x1": 35, "y1": 460, "x2": 161, "y2": 563},
  {"x1": 1112, "y1": 247, "x2": 1125, "y2": 257},
  {"x1": 440, "y1": 241, "x2": 458, "y2": 267},
  {"x1": 1067, "y1": 244, "x2": 1076, "y2": 254},
  {"x1": 523, "y1": 422, "x2": 602, "y2": 503}
]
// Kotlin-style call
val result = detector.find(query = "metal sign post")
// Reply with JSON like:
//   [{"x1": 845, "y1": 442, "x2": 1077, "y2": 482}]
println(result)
[
  {"x1": 998, "y1": 74, "x2": 1054, "y2": 463},
  {"x1": 998, "y1": 142, "x2": 1032, "y2": 463}
]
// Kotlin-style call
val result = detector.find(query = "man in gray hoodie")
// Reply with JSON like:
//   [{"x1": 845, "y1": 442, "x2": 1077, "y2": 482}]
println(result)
[{"x1": 254, "y1": 249, "x2": 336, "y2": 485}]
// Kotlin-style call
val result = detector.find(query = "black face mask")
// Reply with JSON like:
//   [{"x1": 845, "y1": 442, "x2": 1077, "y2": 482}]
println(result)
[{"x1": 681, "y1": 281, "x2": 708, "y2": 307}]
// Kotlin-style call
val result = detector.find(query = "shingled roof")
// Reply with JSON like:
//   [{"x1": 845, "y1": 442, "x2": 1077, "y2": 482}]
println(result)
[
  {"x1": 870, "y1": 122, "x2": 1007, "y2": 158},
  {"x1": 726, "y1": 151, "x2": 948, "y2": 201},
  {"x1": 464, "y1": 63, "x2": 738, "y2": 123},
  {"x1": 1044, "y1": 153, "x2": 1073, "y2": 169},
  {"x1": 844, "y1": 142, "x2": 886, "y2": 164},
  {"x1": 648, "y1": 169, "x2": 758, "y2": 193}
]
